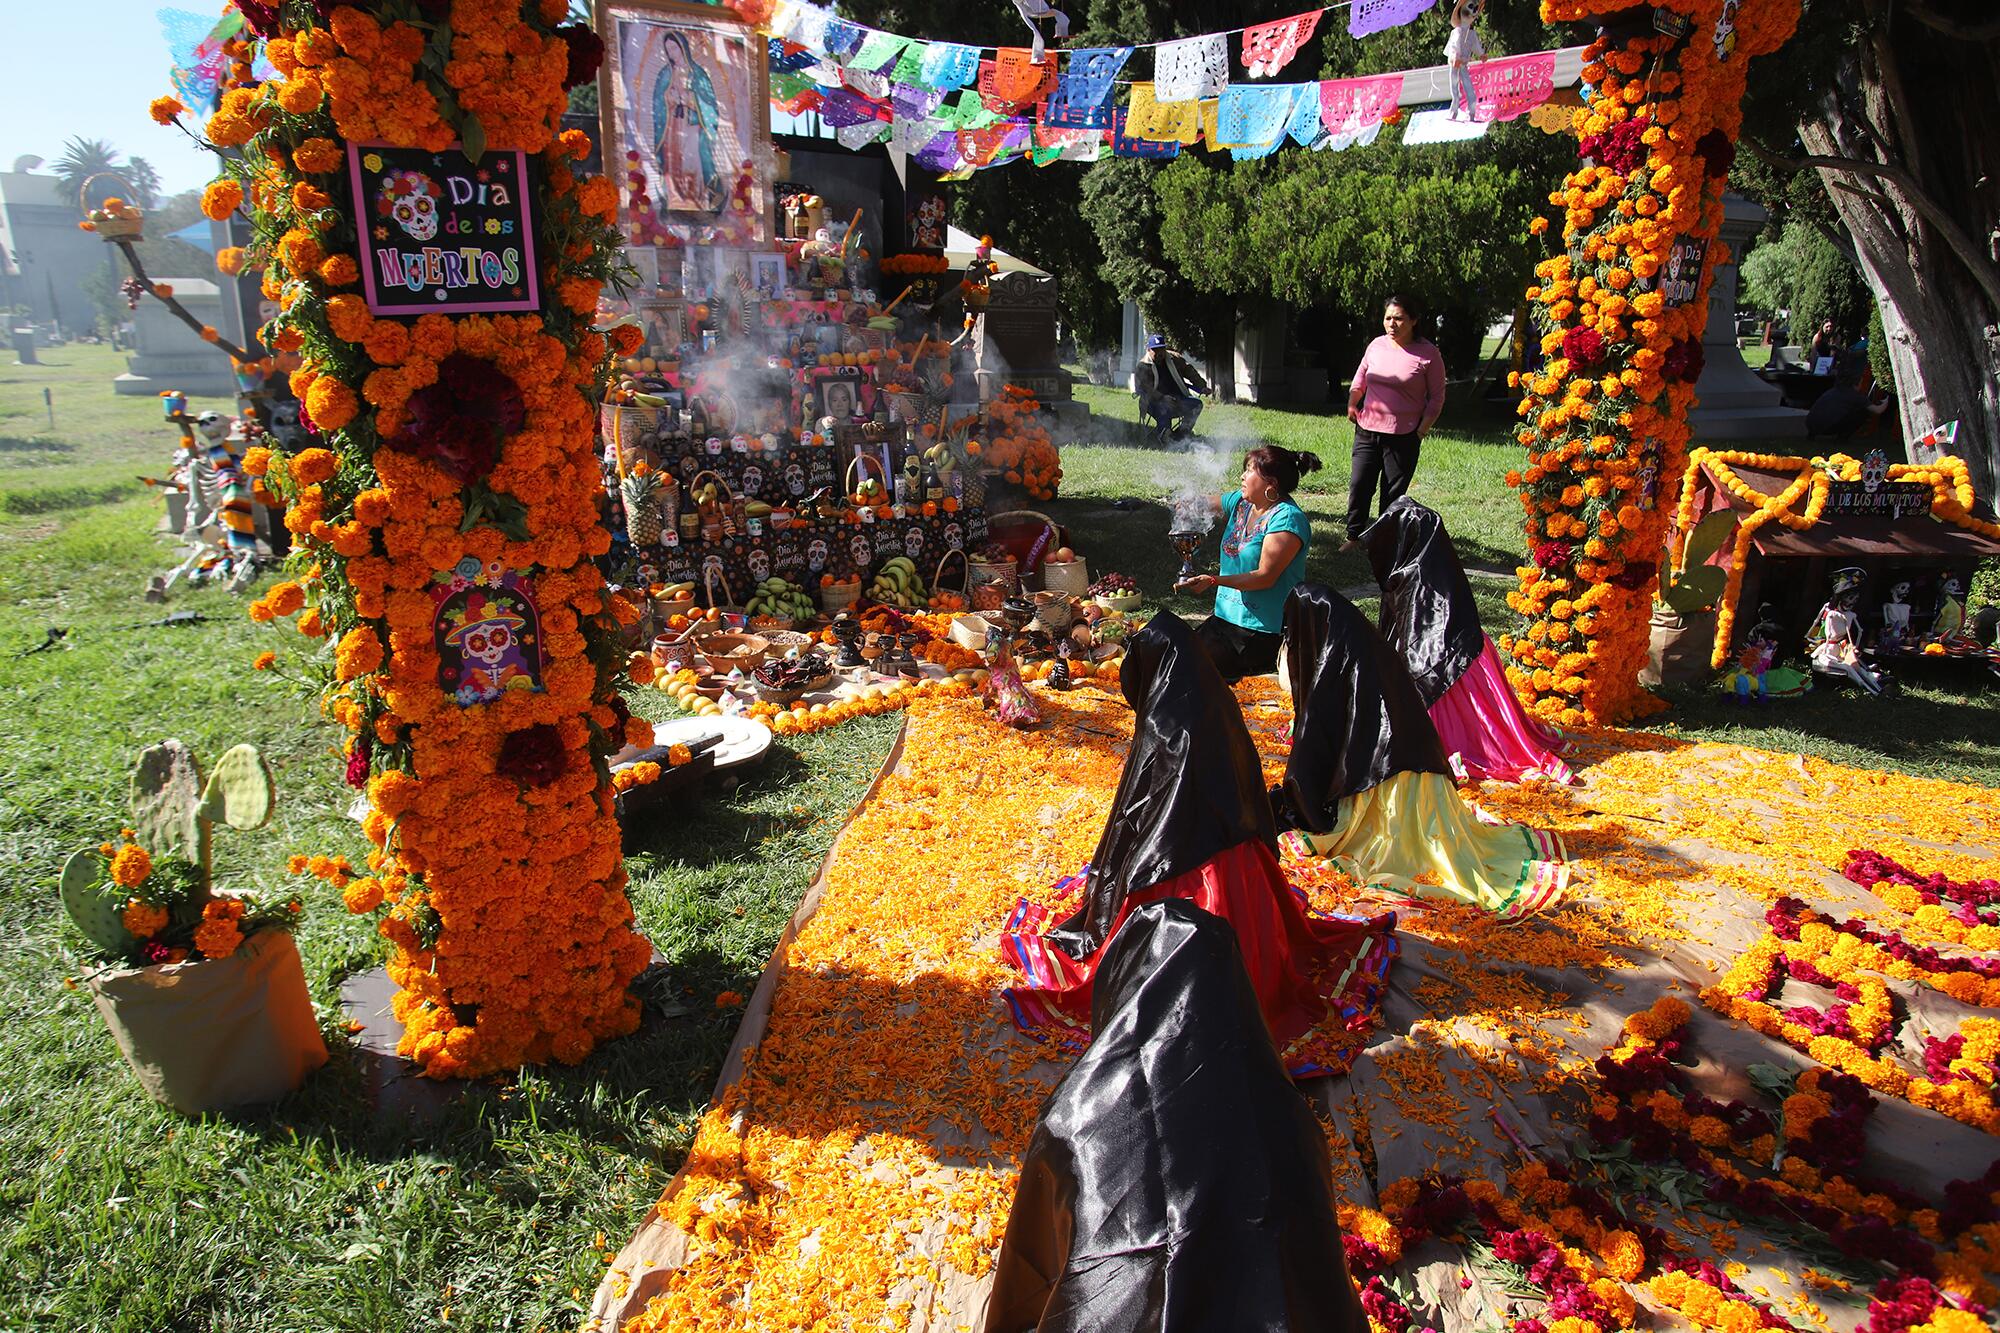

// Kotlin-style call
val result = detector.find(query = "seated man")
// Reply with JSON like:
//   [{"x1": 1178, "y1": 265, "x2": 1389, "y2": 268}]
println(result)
[
  {"x1": 1134, "y1": 334, "x2": 1209, "y2": 442},
  {"x1": 1807, "y1": 354, "x2": 1892, "y2": 439}
]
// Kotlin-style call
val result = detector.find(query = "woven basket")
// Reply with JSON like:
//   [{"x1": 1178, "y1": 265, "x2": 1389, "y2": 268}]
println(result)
[
  {"x1": 1032, "y1": 591, "x2": 1075, "y2": 634},
  {"x1": 1041, "y1": 558, "x2": 1089, "y2": 596},
  {"x1": 820, "y1": 579, "x2": 863, "y2": 615}
]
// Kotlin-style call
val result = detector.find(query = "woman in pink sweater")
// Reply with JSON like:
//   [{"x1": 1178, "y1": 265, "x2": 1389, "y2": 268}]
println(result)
[{"x1": 1341, "y1": 296, "x2": 1445, "y2": 550}]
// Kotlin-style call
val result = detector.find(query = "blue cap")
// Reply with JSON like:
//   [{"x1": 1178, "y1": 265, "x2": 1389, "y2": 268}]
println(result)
[{"x1": 1145, "y1": 334, "x2": 1166, "y2": 349}]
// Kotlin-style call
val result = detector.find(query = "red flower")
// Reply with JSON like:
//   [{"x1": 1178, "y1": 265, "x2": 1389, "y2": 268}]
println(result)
[
  {"x1": 497, "y1": 724, "x2": 568, "y2": 788},
  {"x1": 387, "y1": 353, "x2": 525, "y2": 485},
  {"x1": 1664, "y1": 337, "x2": 1706, "y2": 383},
  {"x1": 1581, "y1": 116, "x2": 1650, "y2": 175},
  {"x1": 345, "y1": 736, "x2": 371, "y2": 789},
  {"x1": 1695, "y1": 129, "x2": 1736, "y2": 179},
  {"x1": 1562, "y1": 326, "x2": 1607, "y2": 368},
  {"x1": 557, "y1": 24, "x2": 605, "y2": 90},
  {"x1": 1532, "y1": 541, "x2": 1572, "y2": 570}
]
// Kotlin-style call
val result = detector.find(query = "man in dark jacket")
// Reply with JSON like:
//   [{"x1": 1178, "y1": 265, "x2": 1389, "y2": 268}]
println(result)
[{"x1": 1135, "y1": 334, "x2": 1209, "y2": 443}]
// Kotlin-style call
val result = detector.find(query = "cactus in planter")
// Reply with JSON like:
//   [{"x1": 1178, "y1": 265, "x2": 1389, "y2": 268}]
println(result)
[
  {"x1": 60, "y1": 740, "x2": 283, "y2": 964},
  {"x1": 61, "y1": 849, "x2": 135, "y2": 956}
]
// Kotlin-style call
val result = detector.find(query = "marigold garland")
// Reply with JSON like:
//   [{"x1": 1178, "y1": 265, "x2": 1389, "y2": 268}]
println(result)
[
  {"x1": 1503, "y1": 0, "x2": 1801, "y2": 726},
  {"x1": 192, "y1": 1, "x2": 652, "y2": 1077}
]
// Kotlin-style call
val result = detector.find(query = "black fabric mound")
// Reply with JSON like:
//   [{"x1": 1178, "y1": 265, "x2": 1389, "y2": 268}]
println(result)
[
  {"x1": 1043, "y1": 610, "x2": 1275, "y2": 960},
  {"x1": 983, "y1": 899, "x2": 1369, "y2": 1333},
  {"x1": 1274, "y1": 583, "x2": 1450, "y2": 834},
  {"x1": 1360, "y1": 497, "x2": 1486, "y2": 707}
]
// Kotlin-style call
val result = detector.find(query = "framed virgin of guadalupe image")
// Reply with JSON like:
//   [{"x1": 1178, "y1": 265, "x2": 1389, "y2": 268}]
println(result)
[{"x1": 596, "y1": 0, "x2": 771, "y2": 245}]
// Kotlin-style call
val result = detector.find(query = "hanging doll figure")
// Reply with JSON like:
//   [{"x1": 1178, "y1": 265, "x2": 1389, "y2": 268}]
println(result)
[
  {"x1": 1009, "y1": 0, "x2": 1070, "y2": 63},
  {"x1": 983, "y1": 626, "x2": 1042, "y2": 728},
  {"x1": 1879, "y1": 580, "x2": 1913, "y2": 651},
  {"x1": 1808, "y1": 567, "x2": 1885, "y2": 694},
  {"x1": 1446, "y1": 0, "x2": 1486, "y2": 121}
]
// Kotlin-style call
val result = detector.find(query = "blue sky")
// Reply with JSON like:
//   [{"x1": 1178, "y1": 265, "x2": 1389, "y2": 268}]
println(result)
[{"x1": 0, "y1": 2, "x2": 227, "y2": 197}]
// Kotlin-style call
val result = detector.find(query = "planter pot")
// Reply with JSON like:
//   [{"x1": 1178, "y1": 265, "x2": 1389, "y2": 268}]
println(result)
[
  {"x1": 87, "y1": 928, "x2": 327, "y2": 1114},
  {"x1": 1642, "y1": 605, "x2": 1718, "y2": 689}
]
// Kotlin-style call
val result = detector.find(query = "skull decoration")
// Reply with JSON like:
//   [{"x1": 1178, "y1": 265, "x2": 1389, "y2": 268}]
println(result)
[
  {"x1": 943, "y1": 521, "x2": 965, "y2": 551},
  {"x1": 849, "y1": 534, "x2": 873, "y2": 566},
  {"x1": 376, "y1": 168, "x2": 442, "y2": 242},
  {"x1": 903, "y1": 528, "x2": 925, "y2": 559},
  {"x1": 1860, "y1": 448, "x2": 1889, "y2": 493},
  {"x1": 784, "y1": 462, "x2": 807, "y2": 497},
  {"x1": 807, "y1": 537, "x2": 829, "y2": 571},
  {"x1": 741, "y1": 465, "x2": 765, "y2": 496},
  {"x1": 747, "y1": 549, "x2": 771, "y2": 582},
  {"x1": 194, "y1": 410, "x2": 232, "y2": 446}
]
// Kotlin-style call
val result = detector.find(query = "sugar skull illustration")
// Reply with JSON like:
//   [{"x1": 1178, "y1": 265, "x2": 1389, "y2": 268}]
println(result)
[
  {"x1": 806, "y1": 537, "x2": 829, "y2": 571},
  {"x1": 436, "y1": 580, "x2": 544, "y2": 705},
  {"x1": 943, "y1": 521, "x2": 964, "y2": 551},
  {"x1": 748, "y1": 548, "x2": 771, "y2": 582},
  {"x1": 849, "y1": 534, "x2": 873, "y2": 566},
  {"x1": 903, "y1": 528, "x2": 925, "y2": 559},
  {"x1": 377, "y1": 168, "x2": 442, "y2": 242},
  {"x1": 784, "y1": 463, "x2": 807, "y2": 497},
  {"x1": 1861, "y1": 448, "x2": 1889, "y2": 493},
  {"x1": 741, "y1": 465, "x2": 765, "y2": 497}
]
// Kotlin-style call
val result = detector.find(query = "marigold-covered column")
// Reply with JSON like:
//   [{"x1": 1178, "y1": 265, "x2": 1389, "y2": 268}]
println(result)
[
  {"x1": 1503, "y1": 0, "x2": 1799, "y2": 726},
  {"x1": 206, "y1": 1, "x2": 655, "y2": 1076}
]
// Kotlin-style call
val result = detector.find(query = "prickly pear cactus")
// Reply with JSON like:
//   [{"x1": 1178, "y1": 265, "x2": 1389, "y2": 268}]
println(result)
[
  {"x1": 199, "y1": 744, "x2": 274, "y2": 831},
  {"x1": 60, "y1": 849, "x2": 134, "y2": 956},
  {"x1": 130, "y1": 740, "x2": 203, "y2": 860}
]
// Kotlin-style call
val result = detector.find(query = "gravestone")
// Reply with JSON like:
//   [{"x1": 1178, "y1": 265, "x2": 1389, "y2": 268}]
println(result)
[
  {"x1": 113, "y1": 278, "x2": 236, "y2": 395},
  {"x1": 1686, "y1": 194, "x2": 1806, "y2": 439},
  {"x1": 979, "y1": 271, "x2": 1084, "y2": 428}
]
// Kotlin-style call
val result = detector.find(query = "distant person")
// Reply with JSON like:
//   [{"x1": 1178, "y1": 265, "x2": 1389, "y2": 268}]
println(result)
[
  {"x1": 1806, "y1": 355, "x2": 1891, "y2": 439},
  {"x1": 1134, "y1": 334, "x2": 1208, "y2": 443},
  {"x1": 1342, "y1": 295, "x2": 1443, "y2": 552},
  {"x1": 1809, "y1": 319, "x2": 1841, "y2": 366}
]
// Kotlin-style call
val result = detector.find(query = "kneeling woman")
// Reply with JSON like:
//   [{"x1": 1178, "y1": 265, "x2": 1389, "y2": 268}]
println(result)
[
  {"x1": 1000, "y1": 611, "x2": 1396, "y2": 1068},
  {"x1": 1274, "y1": 583, "x2": 1568, "y2": 920},
  {"x1": 1361, "y1": 498, "x2": 1573, "y2": 783},
  {"x1": 1180, "y1": 446, "x2": 1319, "y2": 682}
]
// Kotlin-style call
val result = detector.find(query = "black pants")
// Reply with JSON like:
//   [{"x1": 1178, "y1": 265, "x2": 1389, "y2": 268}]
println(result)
[
  {"x1": 1345, "y1": 427, "x2": 1422, "y2": 538},
  {"x1": 1193, "y1": 614, "x2": 1281, "y2": 683}
]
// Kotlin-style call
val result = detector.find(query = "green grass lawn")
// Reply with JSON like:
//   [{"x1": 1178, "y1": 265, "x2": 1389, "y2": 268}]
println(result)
[{"x1": 0, "y1": 345, "x2": 1993, "y2": 1328}]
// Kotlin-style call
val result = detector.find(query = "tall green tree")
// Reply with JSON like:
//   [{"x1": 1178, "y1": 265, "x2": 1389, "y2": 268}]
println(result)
[
  {"x1": 52, "y1": 138, "x2": 124, "y2": 208},
  {"x1": 1738, "y1": 220, "x2": 1871, "y2": 341},
  {"x1": 1737, "y1": 0, "x2": 2000, "y2": 497},
  {"x1": 1145, "y1": 4, "x2": 1567, "y2": 378}
]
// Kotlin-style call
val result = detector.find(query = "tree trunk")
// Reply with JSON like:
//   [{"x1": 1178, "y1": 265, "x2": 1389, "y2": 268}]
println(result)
[{"x1": 1796, "y1": 7, "x2": 2000, "y2": 500}]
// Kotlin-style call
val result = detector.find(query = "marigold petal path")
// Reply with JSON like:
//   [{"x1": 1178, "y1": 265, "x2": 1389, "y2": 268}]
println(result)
[{"x1": 594, "y1": 687, "x2": 2000, "y2": 1332}]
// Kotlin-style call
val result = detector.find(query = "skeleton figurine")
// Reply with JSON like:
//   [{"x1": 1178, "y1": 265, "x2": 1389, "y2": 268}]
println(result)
[
  {"x1": 1808, "y1": 567, "x2": 1884, "y2": 694},
  {"x1": 1930, "y1": 575, "x2": 1972, "y2": 647},
  {"x1": 1879, "y1": 580, "x2": 1913, "y2": 651}
]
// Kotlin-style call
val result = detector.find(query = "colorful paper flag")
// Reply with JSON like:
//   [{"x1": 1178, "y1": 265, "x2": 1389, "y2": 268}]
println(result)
[
  {"x1": 921, "y1": 42, "x2": 982, "y2": 92},
  {"x1": 1124, "y1": 82, "x2": 1202, "y2": 144},
  {"x1": 892, "y1": 41, "x2": 930, "y2": 85},
  {"x1": 1318, "y1": 73, "x2": 1404, "y2": 136},
  {"x1": 1470, "y1": 52, "x2": 1557, "y2": 122},
  {"x1": 1217, "y1": 84, "x2": 1301, "y2": 149},
  {"x1": 1348, "y1": 0, "x2": 1441, "y2": 40},
  {"x1": 1043, "y1": 83, "x2": 1115, "y2": 130},
  {"x1": 1154, "y1": 32, "x2": 1229, "y2": 102},
  {"x1": 1241, "y1": 11, "x2": 1321, "y2": 79},
  {"x1": 849, "y1": 30, "x2": 908, "y2": 72},
  {"x1": 1113, "y1": 110, "x2": 1182, "y2": 159}
]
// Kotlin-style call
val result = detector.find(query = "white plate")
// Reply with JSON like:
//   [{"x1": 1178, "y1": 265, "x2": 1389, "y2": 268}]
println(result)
[{"x1": 612, "y1": 716, "x2": 771, "y2": 771}]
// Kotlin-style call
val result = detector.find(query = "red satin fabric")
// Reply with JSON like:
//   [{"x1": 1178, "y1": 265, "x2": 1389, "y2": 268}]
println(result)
[{"x1": 1002, "y1": 839, "x2": 1391, "y2": 1054}]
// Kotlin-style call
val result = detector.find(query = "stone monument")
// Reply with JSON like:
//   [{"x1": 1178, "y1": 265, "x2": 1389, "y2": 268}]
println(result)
[
  {"x1": 979, "y1": 272, "x2": 1086, "y2": 429},
  {"x1": 1686, "y1": 194, "x2": 1806, "y2": 439},
  {"x1": 114, "y1": 277, "x2": 236, "y2": 396}
]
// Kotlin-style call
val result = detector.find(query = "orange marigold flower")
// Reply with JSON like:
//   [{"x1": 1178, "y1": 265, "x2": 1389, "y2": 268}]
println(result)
[
  {"x1": 200, "y1": 179, "x2": 244, "y2": 220},
  {"x1": 277, "y1": 72, "x2": 324, "y2": 115},
  {"x1": 267, "y1": 581, "x2": 306, "y2": 617},
  {"x1": 320, "y1": 253, "x2": 359, "y2": 287},
  {"x1": 335, "y1": 626, "x2": 384, "y2": 681},
  {"x1": 121, "y1": 899, "x2": 169, "y2": 938},
  {"x1": 293, "y1": 137, "x2": 343, "y2": 174},
  {"x1": 289, "y1": 448, "x2": 339, "y2": 486},
  {"x1": 306, "y1": 377, "x2": 358, "y2": 431},
  {"x1": 109, "y1": 845, "x2": 153, "y2": 888},
  {"x1": 254, "y1": 650, "x2": 277, "y2": 671},
  {"x1": 199, "y1": 325, "x2": 220, "y2": 342},
  {"x1": 149, "y1": 96, "x2": 186, "y2": 125}
]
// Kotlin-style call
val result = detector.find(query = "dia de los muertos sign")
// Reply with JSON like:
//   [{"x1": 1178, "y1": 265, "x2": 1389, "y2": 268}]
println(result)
[{"x1": 348, "y1": 143, "x2": 540, "y2": 316}]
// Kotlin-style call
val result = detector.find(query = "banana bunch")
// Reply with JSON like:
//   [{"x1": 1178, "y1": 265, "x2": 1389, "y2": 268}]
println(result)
[
  {"x1": 921, "y1": 439, "x2": 958, "y2": 477},
  {"x1": 867, "y1": 556, "x2": 926, "y2": 609},
  {"x1": 747, "y1": 577, "x2": 816, "y2": 621},
  {"x1": 656, "y1": 580, "x2": 696, "y2": 601}
]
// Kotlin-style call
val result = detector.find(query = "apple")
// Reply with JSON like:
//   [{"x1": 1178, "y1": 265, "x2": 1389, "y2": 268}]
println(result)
[{"x1": 1053, "y1": 546, "x2": 1075, "y2": 563}]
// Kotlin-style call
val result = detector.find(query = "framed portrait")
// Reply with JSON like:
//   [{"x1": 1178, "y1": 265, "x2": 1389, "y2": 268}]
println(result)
[
  {"x1": 635, "y1": 301, "x2": 686, "y2": 358},
  {"x1": 597, "y1": 0, "x2": 770, "y2": 243},
  {"x1": 812, "y1": 374, "x2": 864, "y2": 422},
  {"x1": 749, "y1": 251, "x2": 789, "y2": 300}
]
